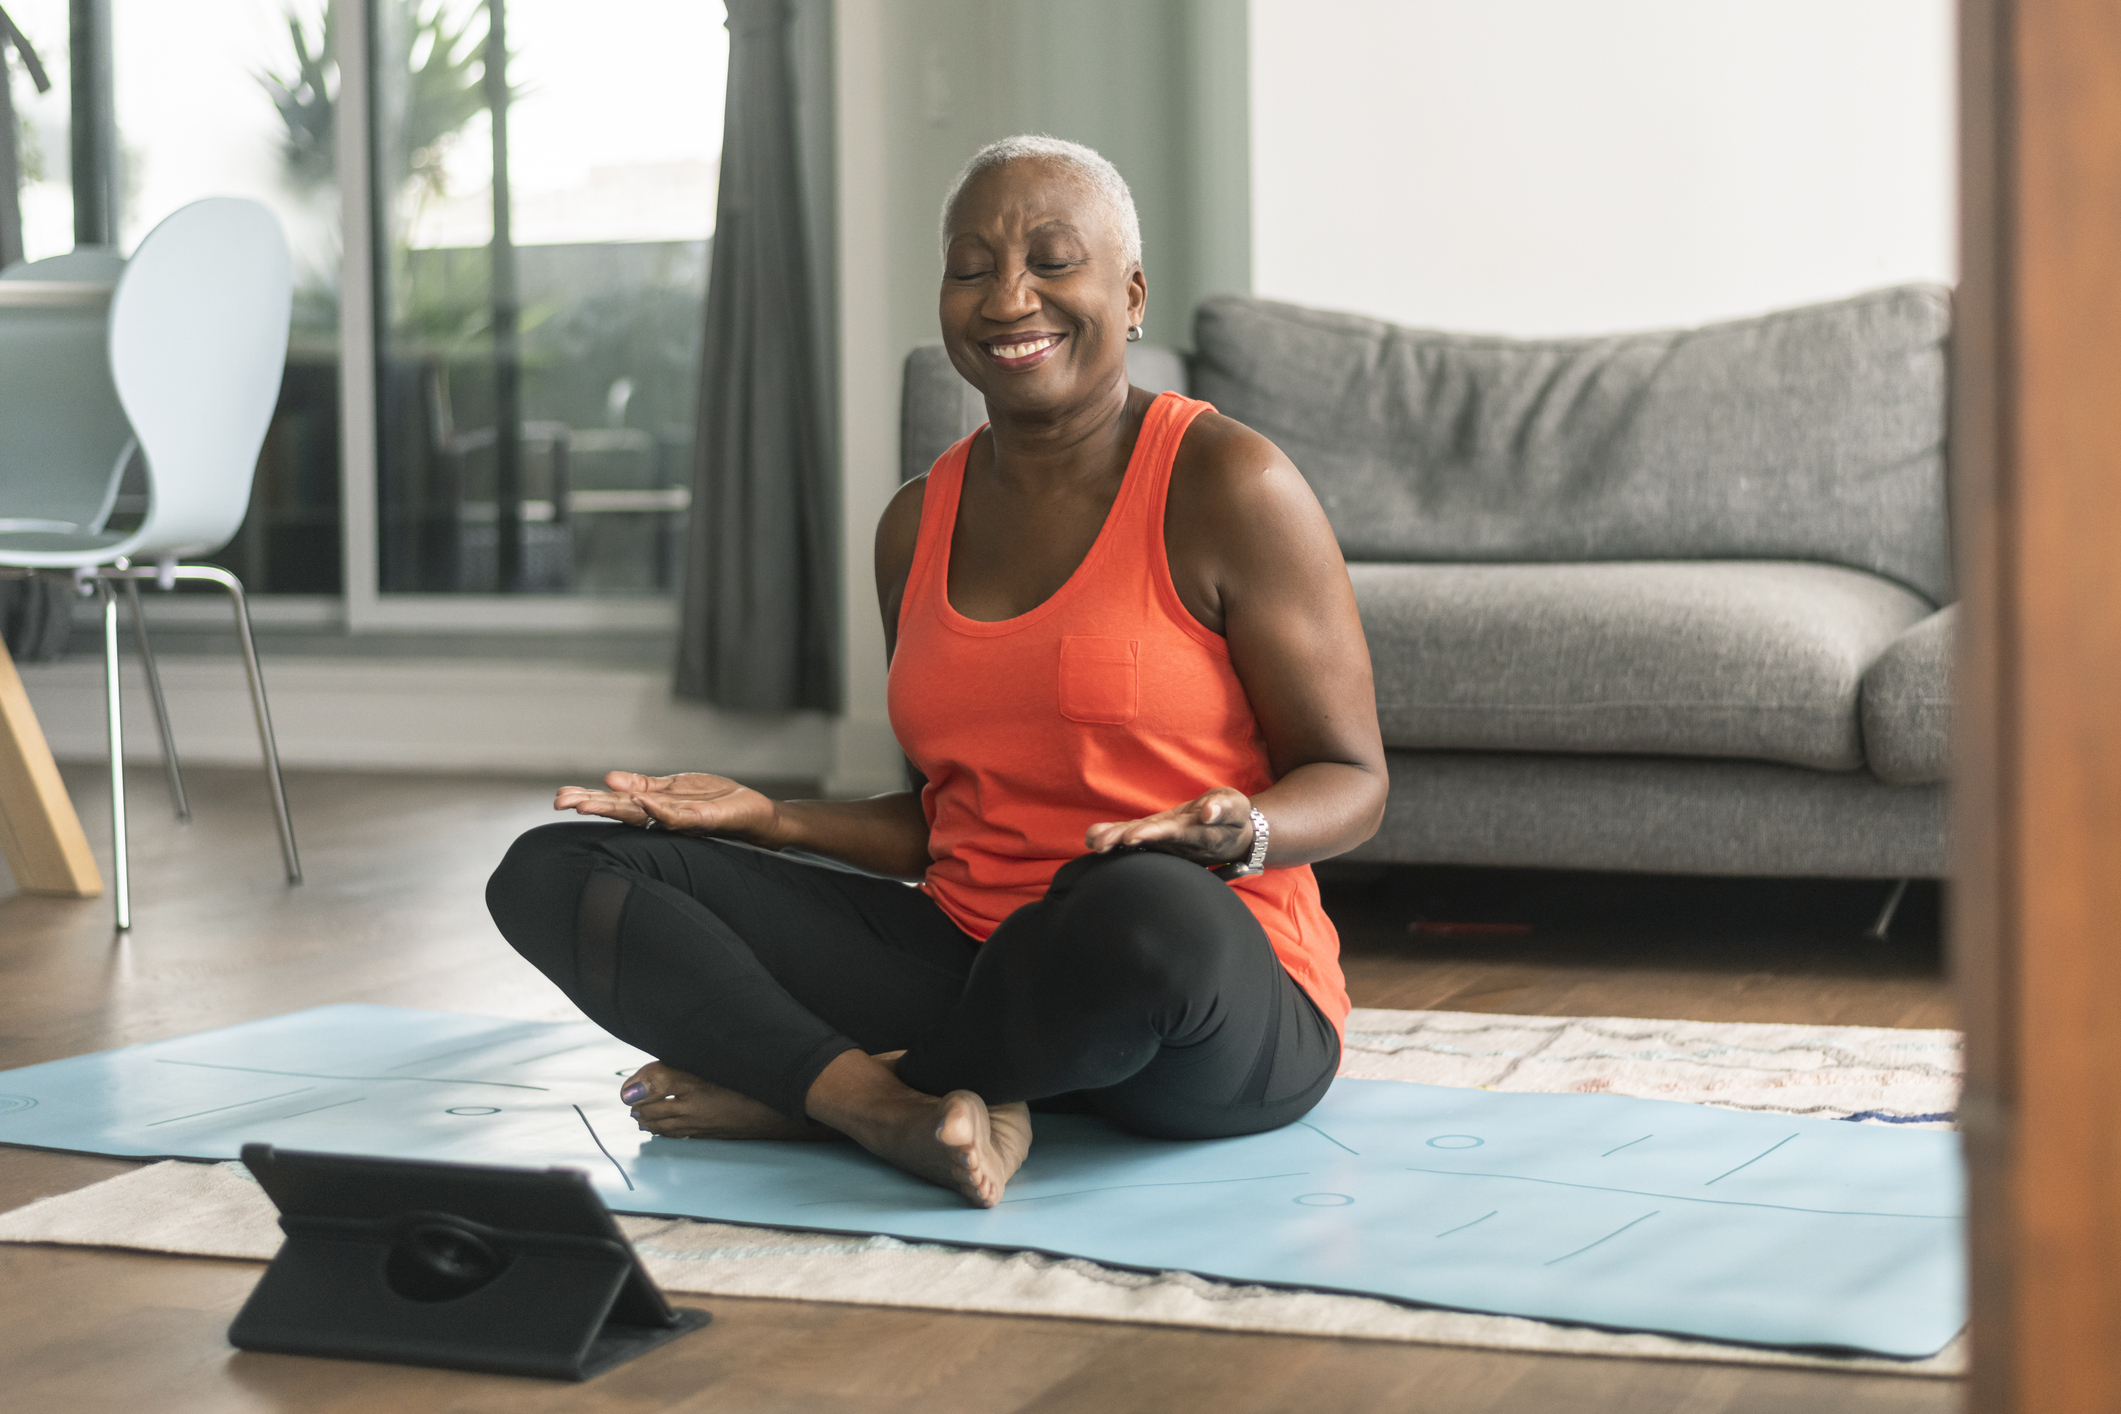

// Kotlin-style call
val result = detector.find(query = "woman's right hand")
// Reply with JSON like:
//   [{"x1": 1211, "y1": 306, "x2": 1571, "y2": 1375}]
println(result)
[{"x1": 555, "y1": 771, "x2": 784, "y2": 846}]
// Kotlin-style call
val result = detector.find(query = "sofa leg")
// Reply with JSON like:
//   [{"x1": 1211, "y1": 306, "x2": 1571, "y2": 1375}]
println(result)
[{"x1": 1868, "y1": 878, "x2": 1912, "y2": 940}]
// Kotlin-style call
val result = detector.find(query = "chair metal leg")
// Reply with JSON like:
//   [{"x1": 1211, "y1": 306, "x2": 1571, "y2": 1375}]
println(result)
[
  {"x1": 100, "y1": 581, "x2": 131, "y2": 932},
  {"x1": 168, "y1": 565, "x2": 301, "y2": 884},
  {"x1": 1868, "y1": 878, "x2": 1912, "y2": 941},
  {"x1": 122, "y1": 578, "x2": 191, "y2": 822}
]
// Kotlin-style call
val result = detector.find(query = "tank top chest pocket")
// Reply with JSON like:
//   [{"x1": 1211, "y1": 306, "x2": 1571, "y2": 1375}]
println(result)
[{"x1": 1056, "y1": 636, "x2": 1140, "y2": 725}]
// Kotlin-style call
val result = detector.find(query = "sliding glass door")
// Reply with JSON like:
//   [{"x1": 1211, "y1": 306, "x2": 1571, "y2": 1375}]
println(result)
[
  {"x1": 12, "y1": 0, "x2": 725, "y2": 614},
  {"x1": 369, "y1": 0, "x2": 724, "y2": 598}
]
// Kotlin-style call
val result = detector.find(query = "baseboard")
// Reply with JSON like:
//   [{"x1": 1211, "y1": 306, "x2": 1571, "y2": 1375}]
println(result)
[{"x1": 18, "y1": 655, "x2": 834, "y2": 780}]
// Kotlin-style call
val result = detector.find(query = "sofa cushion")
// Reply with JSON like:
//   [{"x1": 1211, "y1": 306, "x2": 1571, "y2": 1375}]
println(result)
[
  {"x1": 1351, "y1": 561, "x2": 1933, "y2": 770},
  {"x1": 1350, "y1": 750, "x2": 1947, "y2": 878},
  {"x1": 1861, "y1": 605, "x2": 1954, "y2": 785},
  {"x1": 1195, "y1": 287, "x2": 1952, "y2": 603}
]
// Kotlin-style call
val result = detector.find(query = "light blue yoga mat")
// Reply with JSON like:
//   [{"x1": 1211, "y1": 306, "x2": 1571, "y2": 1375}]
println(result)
[{"x1": 0, "y1": 1004, "x2": 1964, "y2": 1357}]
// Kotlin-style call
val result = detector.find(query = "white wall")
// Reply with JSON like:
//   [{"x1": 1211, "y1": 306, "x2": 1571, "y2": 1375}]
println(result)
[
  {"x1": 828, "y1": 0, "x2": 902, "y2": 795},
  {"x1": 1249, "y1": 0, "x2": 1956, "y2": 336}
]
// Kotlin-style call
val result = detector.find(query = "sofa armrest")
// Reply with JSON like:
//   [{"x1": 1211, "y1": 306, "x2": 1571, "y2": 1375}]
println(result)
[{"x1": 1861, "y1": 605, "x2": 1955, "y2": 785}]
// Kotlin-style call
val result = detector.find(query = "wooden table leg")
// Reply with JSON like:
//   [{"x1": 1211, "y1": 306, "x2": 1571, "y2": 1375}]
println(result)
[{"x1": 0, "y1": 634, "x2": 101, "y2": 896}]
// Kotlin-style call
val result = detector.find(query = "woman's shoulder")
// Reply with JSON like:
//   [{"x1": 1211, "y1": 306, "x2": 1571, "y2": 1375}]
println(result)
[
  {"x1": 1168, "y1": 405, "x2": 1319, "y2": 527},
  {"x1": 884, "y1": 469, "x2": 930, "y2": 524},
  {"x1": 1160, "y1": 404, "x2": 1344, "y2": 630},
  {"x1": 874, "y1": 473, "x2": 929, "y2": 595},
  {"x1": 876, "y1": 414, "x2": 987, "y2": 600}
]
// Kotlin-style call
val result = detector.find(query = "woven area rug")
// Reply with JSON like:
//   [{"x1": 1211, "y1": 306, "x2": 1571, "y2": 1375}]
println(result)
[{"x1": 0, "y1": 1007, "x2": 1964, "y2": 1376}]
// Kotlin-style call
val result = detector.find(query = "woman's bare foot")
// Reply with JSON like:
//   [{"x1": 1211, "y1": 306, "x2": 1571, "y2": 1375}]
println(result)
[
  {"x1": 872, "y1": 1089, "x2": 1033, "y2": 1207},
  {"x1": 621, "y1": 1061, "x2": 834, "y2": 1140},
  {"x1": 805, "y1": 1050, "x2": 1033, "y2": 1207}
]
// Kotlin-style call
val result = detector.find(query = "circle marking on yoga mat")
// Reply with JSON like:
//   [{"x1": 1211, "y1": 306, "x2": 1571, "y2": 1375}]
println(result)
[
  {"x1": 1293, "y1": 1192, "x2": 1354, "y2": 1207},
  {"x1": 1427, "y1": 1134, "x2": 1484, "y2": 1149},
  {"x1": 446, "y1": 1106, "x2": 502, "y2": 1116},
  {"x1": 0, "y1": 1094, "x2": 36, "y2": 1116}
]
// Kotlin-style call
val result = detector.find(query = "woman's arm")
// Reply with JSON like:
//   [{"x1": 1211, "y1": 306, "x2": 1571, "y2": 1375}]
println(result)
[
  {"x1": 1083, "y1": 414, "x2": 1387, "y2": 868},
  {"x1": 555, "y1": 773, "x2": 933, "y2": 878},
  {"x1": 552, "y1": 476, "x2": 941, "y2": 879}
]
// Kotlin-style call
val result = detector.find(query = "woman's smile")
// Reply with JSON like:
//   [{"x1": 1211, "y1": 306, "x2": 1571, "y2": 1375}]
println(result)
[{"x1": 981, "y1": 332, "x2": 1065, "y2": 371}]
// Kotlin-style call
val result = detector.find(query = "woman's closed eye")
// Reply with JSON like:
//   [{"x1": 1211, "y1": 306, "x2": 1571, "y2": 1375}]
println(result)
[{"x1": 1025, "y1": 240, "x2": 1087, "y2": 271}]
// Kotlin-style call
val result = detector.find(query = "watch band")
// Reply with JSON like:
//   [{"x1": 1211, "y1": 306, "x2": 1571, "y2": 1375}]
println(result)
[{"x1": 1213, "y1": 807, "x2": 1270, "y2": 880}]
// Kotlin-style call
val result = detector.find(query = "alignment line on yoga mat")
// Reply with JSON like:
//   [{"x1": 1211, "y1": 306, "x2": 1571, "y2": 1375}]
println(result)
[
  {"x1": 1400, "y1": 1165, "x2": 1954, "y2": 1220},
  {"x1": 156, "y1": 1058, "x2": 551, "y2": 1092},
  {"x1": 1547, "y1": 1211, "x2": 1660, "y2": 1266},
  {"x1": 573, "y1": 1104, "x2": 634, "y2": 1190},
  {"x1": 1705, "y1": 1133, "x2": 1799, "y2": 1185},
  {"x1": 1299, "y1": 1120, "x2": 1360, "y2": 1155},
  {"x1": 145, "y1": 1087, "x2": 313, "y2": 1127}
]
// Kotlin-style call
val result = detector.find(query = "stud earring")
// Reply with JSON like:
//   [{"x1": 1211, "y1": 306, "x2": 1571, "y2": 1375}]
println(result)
[{"x1": 1126, "y1": 325, "x2": 1143, "y2": 342}]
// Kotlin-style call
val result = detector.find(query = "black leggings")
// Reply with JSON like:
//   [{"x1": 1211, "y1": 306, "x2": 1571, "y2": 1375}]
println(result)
[{"x1": 485, "y1": 823, "x2": 1338, "y2": 1140}]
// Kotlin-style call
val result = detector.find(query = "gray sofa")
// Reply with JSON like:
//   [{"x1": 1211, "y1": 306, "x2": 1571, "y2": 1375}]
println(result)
[{"x1": 900, "y1": 285, "x2": 1952, "y2": 880}]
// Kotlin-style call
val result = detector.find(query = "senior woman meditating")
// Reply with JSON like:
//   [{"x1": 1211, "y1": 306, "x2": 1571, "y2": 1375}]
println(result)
[{"x1": 487, "y1": 136, "x2": 1386, "y2": 1207}]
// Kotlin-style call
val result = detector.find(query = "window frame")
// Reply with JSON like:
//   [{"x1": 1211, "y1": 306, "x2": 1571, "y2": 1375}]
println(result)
[{"x1": 329, "y1": 0, "x2": 679, "y2": 634}]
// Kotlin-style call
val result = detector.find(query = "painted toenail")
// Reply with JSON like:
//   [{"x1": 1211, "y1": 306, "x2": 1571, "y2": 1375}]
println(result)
[{"x1": 621, "y1": 1084, "x2": 648, "y2": 1102}]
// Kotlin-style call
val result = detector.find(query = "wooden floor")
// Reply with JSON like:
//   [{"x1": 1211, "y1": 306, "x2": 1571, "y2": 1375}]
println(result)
[{"x1": 0, "y1": 764, "x2": 1959, "y2": 1414}]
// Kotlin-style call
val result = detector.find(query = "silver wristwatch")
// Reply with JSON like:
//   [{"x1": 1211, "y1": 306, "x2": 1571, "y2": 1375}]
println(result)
[{"x1": 1214, "y1": 807, "x2": 1270, "y2": 880}]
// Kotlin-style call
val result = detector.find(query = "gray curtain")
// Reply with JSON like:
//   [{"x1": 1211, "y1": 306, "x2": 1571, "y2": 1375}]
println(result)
[{"x1": 676, "y1": 0, "x2": 838, "y2": 712}]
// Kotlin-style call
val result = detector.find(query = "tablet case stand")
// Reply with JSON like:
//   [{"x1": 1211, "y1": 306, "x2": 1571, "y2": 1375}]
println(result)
[{"x1": 228, "y1": 1147, "x2": 710, "y2": 1380}]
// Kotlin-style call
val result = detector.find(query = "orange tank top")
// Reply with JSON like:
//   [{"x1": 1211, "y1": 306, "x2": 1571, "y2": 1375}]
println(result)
[{"x1": 887, "y1": 391, "x2": 1350, "y2": 1036}]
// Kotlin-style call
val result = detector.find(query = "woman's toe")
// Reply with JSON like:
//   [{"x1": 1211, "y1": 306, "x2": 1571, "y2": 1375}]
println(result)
[{"x1": 621, "y1": 1063, "x2": 668, "y2": 1103}]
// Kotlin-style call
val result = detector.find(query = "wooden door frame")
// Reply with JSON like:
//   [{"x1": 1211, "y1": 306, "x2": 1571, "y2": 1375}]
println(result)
[{"x1": 1955, "y1": 1, "x2": 2121, "y2": 1408}]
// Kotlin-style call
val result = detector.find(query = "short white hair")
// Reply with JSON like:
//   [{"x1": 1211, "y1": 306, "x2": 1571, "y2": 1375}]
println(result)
[{"x1": 938, "y1": 134, "x2": 1143, "y2": 270}]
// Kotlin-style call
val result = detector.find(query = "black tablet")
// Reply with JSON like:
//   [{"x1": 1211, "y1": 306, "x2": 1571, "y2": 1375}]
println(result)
[{"x1": 233, "y1": 1144, "x2": 708, "y2": 1379}]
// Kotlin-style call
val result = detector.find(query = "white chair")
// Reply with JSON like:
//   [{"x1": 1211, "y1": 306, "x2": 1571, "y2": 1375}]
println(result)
[
  {"x1": 0, "y1": 198, "x2": 301, "y2": 929},
  {"x1": 0, "y1": 247, "x2": 195, "y2": 819}
]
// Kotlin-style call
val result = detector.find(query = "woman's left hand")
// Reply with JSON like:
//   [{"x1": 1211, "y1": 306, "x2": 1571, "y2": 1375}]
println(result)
[{"x1": 1084, "y1": 787, "x2": 1255, "y2": 868}]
